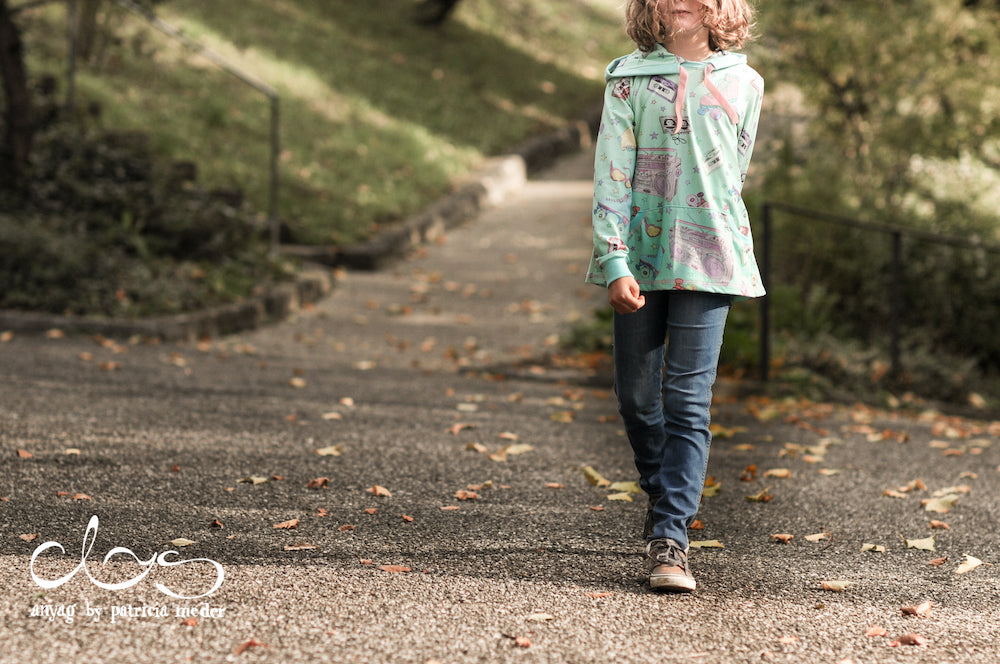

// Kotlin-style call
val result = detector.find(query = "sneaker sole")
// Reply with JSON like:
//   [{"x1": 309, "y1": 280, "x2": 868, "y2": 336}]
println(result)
[{"x1": 649, "y1": 571, "x2": 696, "y2": 593}]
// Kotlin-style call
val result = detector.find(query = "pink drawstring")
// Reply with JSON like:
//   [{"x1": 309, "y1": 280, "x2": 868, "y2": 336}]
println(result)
[
  {"x1": 703, "y1": 64, "x2": 740, "y2": 125},
  {"x1": 673, "y1": 65, "x2": 689, "y2": 134}
]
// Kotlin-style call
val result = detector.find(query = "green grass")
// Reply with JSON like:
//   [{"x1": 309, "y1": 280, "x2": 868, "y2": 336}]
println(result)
[{"x1": 21, "y1": 0, "x2": 630, "y2": 245}]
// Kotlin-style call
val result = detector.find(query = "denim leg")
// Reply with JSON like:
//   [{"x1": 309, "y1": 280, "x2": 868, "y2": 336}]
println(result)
[{"x1": 614, "y1": 291, "x2": 731, "y2": 548}]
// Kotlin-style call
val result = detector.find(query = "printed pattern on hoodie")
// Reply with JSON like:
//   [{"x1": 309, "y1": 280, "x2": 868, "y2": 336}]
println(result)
[{"x1": 586, "y1": 45, "x2": 766, "y2": 298}]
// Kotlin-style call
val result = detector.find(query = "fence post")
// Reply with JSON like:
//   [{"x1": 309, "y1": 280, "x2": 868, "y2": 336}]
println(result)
[{"x1": 759, "y1": 201, "x2": 772, "y2": 382}]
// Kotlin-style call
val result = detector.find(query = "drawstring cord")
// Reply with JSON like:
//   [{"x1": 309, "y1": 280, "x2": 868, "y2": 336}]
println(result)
[{"x1": 673, "y1": 61, "x2": 740, "y2": 133}]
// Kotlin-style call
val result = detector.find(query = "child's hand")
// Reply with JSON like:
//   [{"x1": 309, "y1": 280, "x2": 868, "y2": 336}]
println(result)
[{"x1": 608, "y1": 276, "x2": 646, "y2": 314}]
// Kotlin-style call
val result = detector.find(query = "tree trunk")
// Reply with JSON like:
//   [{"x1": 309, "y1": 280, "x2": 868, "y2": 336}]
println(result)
[
  {"x1": 75, "y1": 0, "x2": 102, "y2": 61},
  {"x1": 0, "y1": 0, "x2": 32, "y2": 187}
]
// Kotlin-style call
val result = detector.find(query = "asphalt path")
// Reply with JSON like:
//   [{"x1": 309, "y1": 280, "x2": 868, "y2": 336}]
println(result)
[{"x1": 2, "y1": 149, "x2": 1000, "y2": 663}]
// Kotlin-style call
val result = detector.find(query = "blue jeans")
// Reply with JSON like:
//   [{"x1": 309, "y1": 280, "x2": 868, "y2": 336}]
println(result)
[{"x1": 613, "y1": 290, "x2": 731, "y2": 548}]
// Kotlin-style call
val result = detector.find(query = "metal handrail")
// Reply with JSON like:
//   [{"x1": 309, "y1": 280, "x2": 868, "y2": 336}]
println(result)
[
  {"x1": 758, "y1": 201, "x2": 1000, "y2": 382},
  {"x1": 64, "y1": 0, "x2": 282, "y2": 254}
]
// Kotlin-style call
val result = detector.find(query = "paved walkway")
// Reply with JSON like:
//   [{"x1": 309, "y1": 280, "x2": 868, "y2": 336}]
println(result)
[{"x1": 2, "y1": 149, "x2": 1000, "y2": 663}]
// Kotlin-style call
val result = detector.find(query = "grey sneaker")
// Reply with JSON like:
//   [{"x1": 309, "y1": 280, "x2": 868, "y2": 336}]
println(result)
[{"x1": 645, "y1": 538, "x2": 696, "y2": 592}]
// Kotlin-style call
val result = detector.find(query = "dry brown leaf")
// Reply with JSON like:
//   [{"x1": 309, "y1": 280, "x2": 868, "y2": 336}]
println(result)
[
  {"x1": 170, "y1": 538, "x2": 196, "y2": 547},
  {"x1": 401, "y1": 515, "x2": 414, "y2": 522},
  {"x1": 367, "y1": 485, "x2": 392, "y2": 498},
  {"x1": 546, "y1": 483, "x2": 564, "y2": 489},
  {"x1": 448, "y1": 423, "x2": 475, "y2": 435},
  {"x1": 338, "y1": 524, "x2": 355, "y2": 532},
  {"x1": 777, "y1": 636, "x2": 797, "y2": 644},
  {"x1": 283, "y1": 543, "x2": 319, "y2": 551},
  {"x1": 378, "y1": 565, "x2": 411, "y2": 573},
  {"x1": 19, "y1": 534, "x2": 38, "y2": 542},
  {"x1": 307, "y1": 477, "x2": 330, "y2": 490},
  {"x1": 865, "y1": 626, "x2": 888, "y2": 637},
  {"x1": 955, "y1": 554, "x2": 983, "y2": 575},
  {"x1": 514, "y1": 636, "x2": 532, "y2": 648},
  {"x1": 929, "y1": 520, "x2": 950, "y2": 530},
  {"x1": 739, "y1": 464, "x2": 758, "y2": 481},
  {"x1": 586, "y1": 592, "x2": 612, "y2": 598},
  {"x1": 364, "y1": 508, "x2": 378, "y2": 515},
  {"x1": 771, "y1": 533, "x2": 794, "y2": 544},
  {"x1": 315, "y1": 445, "x2": 343, "y2": 456},
  {"x1": 901, "y1": 600, "x2": 932, "y2": 617},
  {"x1": 273, "y1": 519, "x2": 299, "y2": 530},
  {"x1": 805, "y1": 533, "x2": 830, "y2": 542},
  {"x1": 454, "y1": 490, "x2": 479, "y2": 501},
  {"x1": 233, "y1": 638, "x2": 266, "y2": 655},
  {"x1": 582, "y1": 466, "x2": 612, "y2": 487},
  {"x1": 72, "y1": 493, "x2": 92, "y2": 501},
  {"x1": 181, "y1": 618, "x2": 198, "y2": 627},
  {"x1": 764, "y1": 468, "x2": 792, "y2": 479},
  {"x1": 926, "y1": 556, "x2": 948, "y2": 566},
  {"x1": 891, "y1": 633, "x2": 927, "y2": 647},
  {"x1": 441, "y1": 506, "x2": 460, "y2": 511},
  {"x1": 745, "y1": 489, "x2": 772, "y2": 503},
  {"x1": 209, "y1": 519, "x2": 224, "y2": 529},
  {"x1": 16, "y1": 449, "x2": 32, "y2": 459}
]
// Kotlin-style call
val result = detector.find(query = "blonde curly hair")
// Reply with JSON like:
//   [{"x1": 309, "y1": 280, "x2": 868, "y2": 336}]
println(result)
[{"x1": 625, "y1": 0, "x2": 755, "y2": 54}]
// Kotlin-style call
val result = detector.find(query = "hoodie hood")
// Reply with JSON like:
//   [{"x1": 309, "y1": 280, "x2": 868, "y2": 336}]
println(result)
[
  {"x1": 605, "y1": 44, "x2": 745, "y2": 133},
  {"x1": 604, "y1": 44, "x2": 746, "y2": 80}
]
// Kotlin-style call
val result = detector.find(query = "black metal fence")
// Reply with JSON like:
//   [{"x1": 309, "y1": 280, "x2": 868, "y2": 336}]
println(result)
[{"x1": 758, "y1": 201, "x2": 1000, "y2": 382}]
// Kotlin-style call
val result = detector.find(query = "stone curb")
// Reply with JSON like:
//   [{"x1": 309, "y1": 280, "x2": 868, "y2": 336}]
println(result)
[{"x1": 0, "y1": 105, "x2": 602, "y2": 341}]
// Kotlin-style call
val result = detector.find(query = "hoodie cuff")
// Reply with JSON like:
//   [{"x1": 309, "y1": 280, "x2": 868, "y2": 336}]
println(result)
[{"x1": 601, "y1": 257, "x2": 634, "y2": 286}]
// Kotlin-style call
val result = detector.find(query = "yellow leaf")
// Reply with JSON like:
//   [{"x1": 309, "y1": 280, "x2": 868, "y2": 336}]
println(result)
[
  {"x1": 764, "y1": 468, "x2": 792, "y2": 479},
  {"x1": 582, "y1": 466, "x2": 612, "y2": 487},
  {"x1": 606, "y1": 492, "x2": 633, "y2": 502},
  {"x1": 820, "y1": 580, "x2": 851, "y2": 592},
  {"x1": 709, "y1": 424, "x2": 748, "y2": 439},
  {"x1": 954, "y1": 554, "x2": 983, "y2": 575},
  {"x1": 315, "y1": 445, "x2": 343, "y2": 456},
  {"x1": 503, "y1": 444, "x2": 534, "y2": 456},
  {"x1": 170, "y1": 538, "x2": 196, "y2": 547},
  {"x1": 922, "y1": 495, "x2": 959, "y2": 513},
  {"x1": 905, "y1": 535, "x2": 936, "y2": 551},
  {"x1": 861, "y1": 543, "x2": 886, "y2": 553},
  {"x1": 288, "y1": 377, "x2": 307, "y2": 389},
  {"x1": 690, "y1": 540, "x2": 724, "y2": 549},
  {"x1": 608, "y1": 481, "x2": 642, "y2": 494},
  {"x1": 367, "y1": 485, "x2": 392, "y2": 497},
  {"x1": 805, "y1": 533, "x2": 829, "y2": 542}
]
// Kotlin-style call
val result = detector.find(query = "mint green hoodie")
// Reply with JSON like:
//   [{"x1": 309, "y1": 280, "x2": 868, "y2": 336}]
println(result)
[{"x1": 586, "y1": 45, "x2": 765, "y2": 297}]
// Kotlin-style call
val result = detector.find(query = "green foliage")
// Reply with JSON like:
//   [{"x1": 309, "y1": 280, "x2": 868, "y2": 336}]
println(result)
[
  {"x1": 19, "y1": 0, "x2": 628, "y2": 245},
  {"x1": 0, "y1": 120, "x2": 287, "y2": 317}
]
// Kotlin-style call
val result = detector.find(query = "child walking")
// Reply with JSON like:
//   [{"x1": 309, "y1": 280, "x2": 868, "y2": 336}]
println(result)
[{"x1": 587, "y1": 0, "x2": 764, "y2": 592}]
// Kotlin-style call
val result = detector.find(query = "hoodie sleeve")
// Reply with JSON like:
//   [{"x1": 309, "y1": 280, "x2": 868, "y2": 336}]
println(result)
[
  {"x1": 736, "y1": 71, "x2": 765, "y2": 182},
  {"x1": 590, "y1": 76, "x2": 637, "y2": 287}
]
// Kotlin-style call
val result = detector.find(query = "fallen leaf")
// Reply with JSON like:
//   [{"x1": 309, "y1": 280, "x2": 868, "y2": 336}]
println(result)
[
  {"x1": 739, "y1": 464, "x2": 758, "y2": 481},
  {"x1": 745, "y1": 489, "x2": 772, "y2": 503},
  {"x1": 233, "y1": 638, "x2": 266, "y2": 655},
  {"x1": 502, "y1": 444, "x2": 534, "y2": 456},
  {"x1": 288, "y1": 377, "x2": 307, "y2": 389},
  {"x1": 922, "y1": 495, "x2": 959, "y2": 513},
  {"x1": 777, "y1": 636, "x2": 797, "y2": 644},
  {"x1": 926, "y1": 556, "x2": 948, "y2": 567},
  {"x1": 170, "y1": 538, "x2": 196, "y2": 547},
  {"x1": 527, "y1": 613, "x2": 555, "y2": 622},
  {"x1": 465, "y1": 442, "x2": 489, "y2": 454},
  {"x1": 307, "y1": 477, "x2": 330, "y2": 489},
  {"x1": 689, "y1": 519, "x2": 704, "y2": 530},
  {"x1": 901, "y1": 600, "x2": 932, "y2": 617},
  {"x1": 181, "y1": 618, "x2": 198, "y2": 627},
  {"x1": 764, "y1": 468, "x2": 792, "y2": 479},
  {"x1": 586, "y1": 592, "x2": 612, "y2": 598},
  {"x1": 367, "y1": 485, "x2": 392, "y2": 498},
  {"x1": 929, "y1": 520, "x2": 950, "y2": 530},
  {"x1": 273, "y1": 519, "x2": 299, "y2": 530},
  {"x1": 882, "y1": 489, "x2": 908, "y2": 499},
  {"x1": 316, "y1": 508, "x2": 328, "y2": 517},
  {"x1": 448, "y1": 423, "x2": 475, "y2": 435},
  {"x1": 498, "y1": 432, "x2": 519, "y2": 441},
  {"x1": 905, "y1": 535, "x2": 936, "y2": 551},
  {"x1": 401, "y1": 515, "x2": 414, "y2": 522},
  {"x1": 805, "y1": 533, "x2": 830, "y2": 542},
  {"x1": 689, "y1": 540, "x2": 724, "y2": 549},
  {"x1": 710, "y1": 424, "x2": 748, "y2": 439},
  {"x1": 315, "y1": 446, "x2": 343, "y2": 456},
  {"x1": 820, "y1": 580, "x2": 851, "y2": 592},
  {"x1": 454, "y1": 490, "x2": 479, "y2": 501},
  {"x1": 703, "y1": 477, "x2": 722, "y2": 498},
  {"x1": 19, "y1": 534, "x2": 38, "y2": 542},
  {"x1": 321, "y1": 412, "x2": 343, "y2": 421},
  {"x1": 72, "y1": 493, "x2": 92, "y2": 501},
  {"x1": 818, "y1": 469, "x2": 842, "y2": 476},
  {"x1": 378, "y1": 565, "x2": 411, "y2": 573},
  {"x1": 16, "y1": 449, "x2": 32, "y2": 459},
  {"x1": 865, "y1": 626, "x2": 888, "y2": 637},
  {"x1": 608, "y1": 480, "x2": 642, "y2": 494},
  {"x1": 441, "y1": 506, "x2": 460, "y2": 511},
  {"x1": 364, "y1": 508, "x2": 378, "y2": 515},
  {"x1": 338, "y1": 524, "x2": 355, "y2": 532},
  {"x1": 861, "y1": 543, "x2": 886, "y2": 553},
  {"x1": 284, "y1": 543, "x2": 319, "y2": 551},
  {"x1": 582, "y1": 466, "x2": 612, "y2": 487},
  {"x1": 514, "y1": 636, "x2": 532, "y2": 648},
  {"x1": 210, "y1": 519, "x2": 224, "y2": 529},
  {"x1": 771, "y1": 534, "x2": 794, "y2": 544},
  {"x1": 606, "y1": 492, "x2": 633, "y2": 502},
  {"x1": 954, "y1": 554, "x2": 983, "y2": 575},
  {"x1": 545, "y1": 483, "x2": 564, "y2": 489},
  {"x1": 0, "y1": 331, "x2": 12, "y2": 342},
  {"x1": 239, "y1": 476, "x2": 270, "y2": 485},
  {"x1": 889, "y1": 633, "x2": 927, "y2": 647}
]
